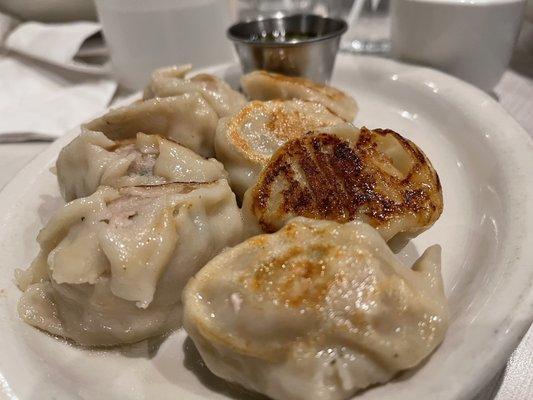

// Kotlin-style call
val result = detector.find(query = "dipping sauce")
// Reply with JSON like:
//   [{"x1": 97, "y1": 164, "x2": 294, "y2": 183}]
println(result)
[{"x1": 227, "y1": 14, "x2": 348, "y2": 83}]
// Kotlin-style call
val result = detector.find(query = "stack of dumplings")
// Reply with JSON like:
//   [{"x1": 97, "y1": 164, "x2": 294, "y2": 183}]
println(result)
[
  {"x1": 215, "y1": 99, "x2": 344, "y2": 198},
  {"x1": 15, "y1": 65, "x2": 448, "y2": 400},
  {"x1": 16, "y1": 67, "x2": 246, "y2": 346}
]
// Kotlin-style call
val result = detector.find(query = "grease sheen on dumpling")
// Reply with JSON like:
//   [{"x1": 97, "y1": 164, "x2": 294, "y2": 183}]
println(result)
[
  {"x1": 242, "y1": 125, "x2": 443, "y2": 241},
  {"x1": 183, "y1": 217, "x2": 449, "y2": 400},
  {"x1": 215, "y1": 99, "x2": 344, "y2": 199},
  {"x1": 16, "y1": 180, "x2": 242, "y2": 346},
  {"x1": 57, "y1": 130, "x2": 226, "y2": 201},
  {"x1": 241, "y1": 70, "x2": 358, "y2": 122},
  {"x1": 144, "y1": 64, "x2": 247, "y2": 117}
]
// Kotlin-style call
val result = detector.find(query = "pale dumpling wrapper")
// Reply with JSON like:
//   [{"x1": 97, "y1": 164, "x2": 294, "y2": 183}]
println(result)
[
  {"x1": 144, "y1": 64, "x2": 247, "y2": 118},
  {"x1": 57, "y1": 130, "x2": 226, "y2": 201},
  {"x1": 241, "y1": 70, "x2": 358, "y2": 122},
  {"x1": 183, "y1": 217, "x2": 449, "y2": 400},
  {"x1": 215, "y1": 99, "x2": 344, "y2": 199},
  {"x1": 242, "y1": 125, "x2": 443, "y2": 241},
  {"x1": 16, "y1": 180, "x2": 243, "y2": 346},
  {"x1": 83, "y1": 93, "x2": 219, "y2": 157}
]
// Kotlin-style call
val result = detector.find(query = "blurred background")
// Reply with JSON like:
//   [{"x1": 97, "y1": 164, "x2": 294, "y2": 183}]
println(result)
[{"x1": 0, "y1": 0, "x2": 530, "y2": 132}]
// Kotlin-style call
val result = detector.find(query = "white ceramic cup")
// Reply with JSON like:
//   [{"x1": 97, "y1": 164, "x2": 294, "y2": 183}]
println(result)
[
  {"x1": 390, "y1": 0, "x2": 525, "y2": 92},
  {"x1": 95, "y1": 0, "x2": 235, "y2": 90}
]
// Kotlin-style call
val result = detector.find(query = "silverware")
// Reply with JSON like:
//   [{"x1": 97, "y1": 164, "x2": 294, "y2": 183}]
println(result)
[{"x1": 227, "y1": 14, "x2": 347, "y2": 83}]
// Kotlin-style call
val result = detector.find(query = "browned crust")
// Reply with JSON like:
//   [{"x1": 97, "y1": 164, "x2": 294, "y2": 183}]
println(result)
[
  {"x1": 247, "y1": 244, "x2": 333, "y2": 308},
  {"x1": 227, "y1": 101, "x2": 267, "y2": 160},
  {"x1": 249, "y1": 127, "x2": 443, "y2": 234},
  {"x1": 226, "y1": 100, "x2": 340, "y2": 163},
  {"x1": 253, "y1": 70, "x2": 349, "y2": 102}
]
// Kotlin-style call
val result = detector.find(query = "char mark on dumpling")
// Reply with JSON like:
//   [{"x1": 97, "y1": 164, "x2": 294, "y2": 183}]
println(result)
[
  {"x1": 248, "y1": 242, "x2": 334, "y2": 308},
  {"x1": 215, "y1": 99, "x2": 344, "y2": 200},
  {"x1": 248, "y1": 127, "x2": 443, "y2": 238}
]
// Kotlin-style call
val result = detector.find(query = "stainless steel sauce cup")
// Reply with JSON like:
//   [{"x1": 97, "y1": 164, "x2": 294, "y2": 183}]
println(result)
[{"x1": 227, "y1": 14, "x2": 347, "y2": 83}]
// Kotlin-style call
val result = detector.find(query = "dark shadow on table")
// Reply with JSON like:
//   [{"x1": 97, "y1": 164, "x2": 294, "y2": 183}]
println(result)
[{"x1": 119, "y1": 333, "x2": 170, "y2": 359}]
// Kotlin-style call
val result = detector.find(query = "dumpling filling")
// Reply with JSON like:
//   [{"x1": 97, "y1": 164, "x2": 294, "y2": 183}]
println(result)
[{"x1": 57, "y1": 130, "x2": 226, "y2": 201}]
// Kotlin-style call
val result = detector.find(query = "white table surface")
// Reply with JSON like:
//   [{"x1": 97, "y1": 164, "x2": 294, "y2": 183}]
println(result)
[{"x1": 1, "y1": 20, "x2": 532, "y2": 400}]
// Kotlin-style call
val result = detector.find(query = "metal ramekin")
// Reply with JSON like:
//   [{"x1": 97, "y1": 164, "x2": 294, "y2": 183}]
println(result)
[{"x1": 227, "y1": 14, "x2": 347, "y2": 83}]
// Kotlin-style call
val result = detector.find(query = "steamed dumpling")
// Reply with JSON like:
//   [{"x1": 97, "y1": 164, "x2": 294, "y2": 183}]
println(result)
[
  {"x1": 183, "y1": 217, "x2": 449, "y2": 400},
  {"x1": 84, "y1": 93, "x2": 219, "y2": 157},
  {"x1": 215, "y1": 99, "x2": 344, "y2": 199},
  {"x1": 242, "y1": 125, "x2": 443, "y2": 240},
  {"x1": 144, "y1": 64, "x2": 247, "y2": 117},
  {"x1": 57, "y1": 130, "x2": 226, "y2": 201},
  {"x1": 241, "y1": 70, "x2": 358, "y2": 122},
  {"x1": 15, "y1": 180, "x2": 242, "y2": 346}
]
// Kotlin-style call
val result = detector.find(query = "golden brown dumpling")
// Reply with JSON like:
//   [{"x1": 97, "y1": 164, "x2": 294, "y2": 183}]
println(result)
[
  {"x1": 242, "y1": 125, "x2": 443, "y2": 240},
  {"x1": 184, "y1": 217, "x2": 449, "y2": 400},
  {"x1": 241, "y1": 70, "x2": 358, "y2": 121},
  {"x1": 215, "y1": 99, "x2": 344, "y2": 199}
]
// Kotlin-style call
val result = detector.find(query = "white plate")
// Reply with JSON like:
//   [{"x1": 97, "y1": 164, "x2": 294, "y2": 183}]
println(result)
[{"x1": 1, "y1": 54, "x2": 532, "y2": 400}]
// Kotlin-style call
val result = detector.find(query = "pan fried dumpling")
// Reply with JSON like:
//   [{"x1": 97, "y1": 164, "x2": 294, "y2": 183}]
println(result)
[
  {"x1": 84, "y1": 93, "x2": 218, "y2": 157},
  {"x1": 241, "y1": 70, "x2": 358, "y2": 122},
  {"x1": 242, "y1": 126, "x2": 443, "y2": 240},
  {"x1": 57, "y1": 130, "x2": 226, "y2": 201},
  {"x1": 215, "y1": 100, "x2": 344, "y2": 199},
  {"x1": 183, "y1": 217, "x2": 449, "y2": 400},
  {"x1": 144, "y1": 65, "x2": 246, "y2": 117},
  {"x1": 15, "y1": 180, "x2": 242, "y2": 346}
]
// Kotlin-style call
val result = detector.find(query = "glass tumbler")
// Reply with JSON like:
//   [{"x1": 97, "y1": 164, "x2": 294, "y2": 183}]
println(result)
[{"x1": 340, "y1": 0, "x2": 391, "y2": 55}]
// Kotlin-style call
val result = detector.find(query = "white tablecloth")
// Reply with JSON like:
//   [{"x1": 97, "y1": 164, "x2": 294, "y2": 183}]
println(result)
[{"x1": 1, "y1": 20, "x2": 532, "y2": 400}]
